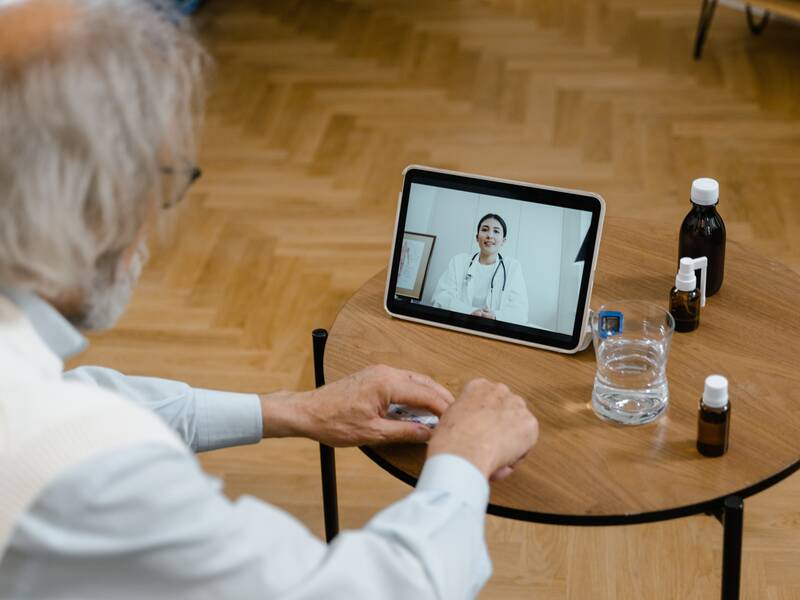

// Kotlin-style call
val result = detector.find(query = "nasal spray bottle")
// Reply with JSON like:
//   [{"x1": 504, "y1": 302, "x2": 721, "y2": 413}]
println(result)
[{"x1": 670, "y1": 257, "x2": 707, "y2": 333}]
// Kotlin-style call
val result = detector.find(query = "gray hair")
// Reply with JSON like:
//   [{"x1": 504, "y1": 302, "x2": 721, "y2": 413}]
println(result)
[{"x1": 0, "y1": 0, "x2": 206, "y2": 298}]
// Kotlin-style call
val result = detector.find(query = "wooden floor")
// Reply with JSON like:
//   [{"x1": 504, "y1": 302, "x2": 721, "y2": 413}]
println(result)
[{"x1": 69, "y1": 1, "x2": 800, "y2": 598}]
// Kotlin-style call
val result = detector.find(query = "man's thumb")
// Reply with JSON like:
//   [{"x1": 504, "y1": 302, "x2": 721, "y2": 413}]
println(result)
[{"x1": 377, "y1": 419, "x2": 433, "y2": 444}]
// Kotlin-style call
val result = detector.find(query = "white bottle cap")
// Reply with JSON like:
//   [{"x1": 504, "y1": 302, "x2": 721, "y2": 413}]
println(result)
[
  {"x1": 703, "y1": 375, "x2": 729, "y2": 408},
  {"x1": 691, "y1": 178, "x2": 719, "y2": 206},
  {"x1": 675, "y1": 257, "x2": 696, "y2": 292},
  {"x1": 675, "y1": 256, "x2": 707, "y2": 307}
]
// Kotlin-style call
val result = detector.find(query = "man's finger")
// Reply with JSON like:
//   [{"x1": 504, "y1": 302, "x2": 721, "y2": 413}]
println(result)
[
  {"x1": 373, "y1": 419, "x2": 433, "y2": 445},
  {"x1": 393, "y1": 369, "x2": 453, "y2": 405},
  {"x1": 489, "y1": 466, "x2": 514, "y2": 482},
  {"x1": 404, "y1": 370, "x2": 455, "y2": 404},
  {"x1": 385, "y1": 375, "x2": 452, "y2": 416}
]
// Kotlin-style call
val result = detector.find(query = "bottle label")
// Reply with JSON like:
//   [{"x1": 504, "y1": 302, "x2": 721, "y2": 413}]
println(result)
[{"x1": 697, "y1": 419, "x2": 726, "y2": 447}]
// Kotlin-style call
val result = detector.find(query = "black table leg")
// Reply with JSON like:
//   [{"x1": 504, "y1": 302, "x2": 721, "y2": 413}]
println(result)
[
  {"x1": 721, "y1": 495, "x2": 744, "y2": 600},
  {"x1": 694, "y1": 0, "x2": 718, "y2": 60},
  {"x1": 745, "y1": 5, "x2": 770, "y2": 35},
  {"x1": 313, "y1": 328, "x2": 339, "y2": 543}
]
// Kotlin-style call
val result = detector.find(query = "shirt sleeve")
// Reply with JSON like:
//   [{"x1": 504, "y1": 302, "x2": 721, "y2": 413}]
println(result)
[
  {"x1": 2, "y1": 446, "x2": 492, "y2": 600},
  {"x1": 63, "y1": 366, "x2": 263, "y2": 452}
]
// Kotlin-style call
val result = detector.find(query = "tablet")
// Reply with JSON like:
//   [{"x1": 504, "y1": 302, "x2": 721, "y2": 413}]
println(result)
[{"x1": 384, "y1": 165, "x2": 605, "y2": 354}]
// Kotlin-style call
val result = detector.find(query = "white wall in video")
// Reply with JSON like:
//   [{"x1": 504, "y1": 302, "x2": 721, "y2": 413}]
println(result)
[{"x1": 401, "y1": 183, "x2": 591, "y2": 335}]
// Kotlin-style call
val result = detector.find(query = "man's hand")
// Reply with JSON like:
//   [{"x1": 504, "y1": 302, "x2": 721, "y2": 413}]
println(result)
[
  {"x1": 427, "y1": 379, "x2": 539, "y2": 481},
  {"x1": 259, "y1": 365, "x2": 454, "y2": 447}
]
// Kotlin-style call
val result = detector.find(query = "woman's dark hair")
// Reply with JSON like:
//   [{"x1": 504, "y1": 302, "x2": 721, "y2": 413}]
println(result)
[{"x1": 476, "y1": 213, "x2": 507, "y2": 238}]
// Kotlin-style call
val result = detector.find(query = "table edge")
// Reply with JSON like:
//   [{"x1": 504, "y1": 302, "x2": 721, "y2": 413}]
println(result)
[{"x1": 359, "y1": 446, "x2": 800, "y2": 526}]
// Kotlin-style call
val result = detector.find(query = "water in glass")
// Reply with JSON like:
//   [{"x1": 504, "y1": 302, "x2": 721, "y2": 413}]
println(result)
[{"x1": 591, "y1": 302, "x2": 674, "y2": 425}]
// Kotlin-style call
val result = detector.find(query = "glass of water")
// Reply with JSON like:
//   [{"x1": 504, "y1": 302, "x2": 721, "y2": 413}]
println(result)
[{"x1": 591, "y1": 301, "x2": 675, "y2": 425}]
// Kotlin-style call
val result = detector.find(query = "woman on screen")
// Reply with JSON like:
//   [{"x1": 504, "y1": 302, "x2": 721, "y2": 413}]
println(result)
[{"x1": 432, "y1": 213, "x2": 529, "y2": 325}]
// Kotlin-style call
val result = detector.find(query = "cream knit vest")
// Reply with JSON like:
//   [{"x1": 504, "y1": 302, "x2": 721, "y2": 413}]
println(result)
[{"x1": 0, "y1": 297, "x2": 187, "y2": 559}]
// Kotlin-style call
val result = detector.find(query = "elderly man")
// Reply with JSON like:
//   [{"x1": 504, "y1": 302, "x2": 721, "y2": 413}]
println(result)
[{"x1": 0, "y1": 1, "x2": 539, "y2": 598}]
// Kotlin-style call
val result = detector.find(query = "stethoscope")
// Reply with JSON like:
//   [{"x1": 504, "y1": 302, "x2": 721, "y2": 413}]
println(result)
[{"x1": 464, "y1": 252, "x2": 507, "y2": 293}]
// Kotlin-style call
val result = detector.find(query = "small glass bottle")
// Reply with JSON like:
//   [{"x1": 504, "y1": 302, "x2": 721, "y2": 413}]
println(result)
[
  {"x1": 697, "y1": 375, "x2": 730, "y2": 457},
  {"x1": 670, "y1": 256, "x2": 707, "y2": 333},
  {"x1": 678, "y1": 178, "x2": 726, "y2": 297}
]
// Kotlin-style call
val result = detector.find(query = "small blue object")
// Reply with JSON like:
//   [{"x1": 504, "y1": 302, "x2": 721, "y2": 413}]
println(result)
[
  {"x1": 598, "y1": 310, "x2": 624, "y2": 339},
  {"x1": 175, "y1": 0, "x2": 203, "y2": 14}
]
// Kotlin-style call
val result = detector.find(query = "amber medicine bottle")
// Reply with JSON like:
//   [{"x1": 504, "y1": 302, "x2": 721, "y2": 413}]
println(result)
[
  {"x1": 678, "y1": 178, "x2": 726, "y2": 296},
  {"x1": 697, "y1": 375, "x2": 730, "y2": 457}
]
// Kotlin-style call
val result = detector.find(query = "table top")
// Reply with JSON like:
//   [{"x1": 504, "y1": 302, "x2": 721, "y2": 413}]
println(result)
[{"x1": 324, "y1": 217, "x2": 800, "y2": 525}]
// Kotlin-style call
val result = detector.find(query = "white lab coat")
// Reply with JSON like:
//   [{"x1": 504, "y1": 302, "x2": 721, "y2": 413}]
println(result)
[{"x1": 432, "y1": 253, "x2": 529, "y2": 326}]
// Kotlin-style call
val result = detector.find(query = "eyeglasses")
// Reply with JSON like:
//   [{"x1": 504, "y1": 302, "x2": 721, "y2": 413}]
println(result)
[{"x1": 160, "y1": 164, "x2": 202, "y2": 209}]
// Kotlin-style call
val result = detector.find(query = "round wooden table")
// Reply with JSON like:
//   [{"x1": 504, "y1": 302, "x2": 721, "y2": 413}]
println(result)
[{"x1": 318, "y1": 217, "x2": 800, "y2": 599}]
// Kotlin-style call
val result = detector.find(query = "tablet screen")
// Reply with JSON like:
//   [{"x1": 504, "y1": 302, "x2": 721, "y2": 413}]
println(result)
[{"x1": 386, "y1": 167, "x2": 604, "y2": 351}]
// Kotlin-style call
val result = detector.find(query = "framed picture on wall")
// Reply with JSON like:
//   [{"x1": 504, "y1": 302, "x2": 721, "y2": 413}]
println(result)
[{"x1": 395, "y1": 232, "x2": 436, "y2": 300}]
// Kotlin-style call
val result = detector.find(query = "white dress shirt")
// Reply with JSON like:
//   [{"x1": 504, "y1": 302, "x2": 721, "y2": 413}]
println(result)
[
  {"x1": 0, "y1": 290, "x2": 492, "y2": 599},
  {"x1": 469, "y1": 261, "x2": 499, "y2": 311}
]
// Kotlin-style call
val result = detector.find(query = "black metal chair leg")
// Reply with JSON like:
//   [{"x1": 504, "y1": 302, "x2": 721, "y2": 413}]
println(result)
[
  {"x1": 694, "y1": 0, "x2": 718, "y2": 60},
  {"x1": 721, "y1": 496, "x2": 744, "y2": 600},
  {"x1": 745, "y1": 5, "x2": 770, "y2": 35},
  {"x1": 313, "y1": 328, "x2": 339, "y2": 543}
]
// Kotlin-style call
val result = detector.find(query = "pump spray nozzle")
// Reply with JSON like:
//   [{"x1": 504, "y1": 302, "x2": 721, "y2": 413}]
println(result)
[{"x1": 676, "y1": 256, "x2": 707, "y2": 307}]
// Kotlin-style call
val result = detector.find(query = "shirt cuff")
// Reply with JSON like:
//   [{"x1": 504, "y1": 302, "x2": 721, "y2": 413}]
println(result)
[
  {"x1": 194, "y1": 389, "x2": 263, "y2": 452},
  {"x1": 416, "y1": 454, "x2": 490, "y2": 514}
]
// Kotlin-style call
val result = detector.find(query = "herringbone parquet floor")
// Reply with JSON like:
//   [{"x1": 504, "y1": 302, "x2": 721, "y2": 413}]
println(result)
[{"x1": 69, "y1": 1, "x2": 800, "y2": 598}]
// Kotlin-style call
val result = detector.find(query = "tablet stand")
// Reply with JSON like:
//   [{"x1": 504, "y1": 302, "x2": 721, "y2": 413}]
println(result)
[{"x1": 577, "y1": 310, "x2": 594, "y2": 352}]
